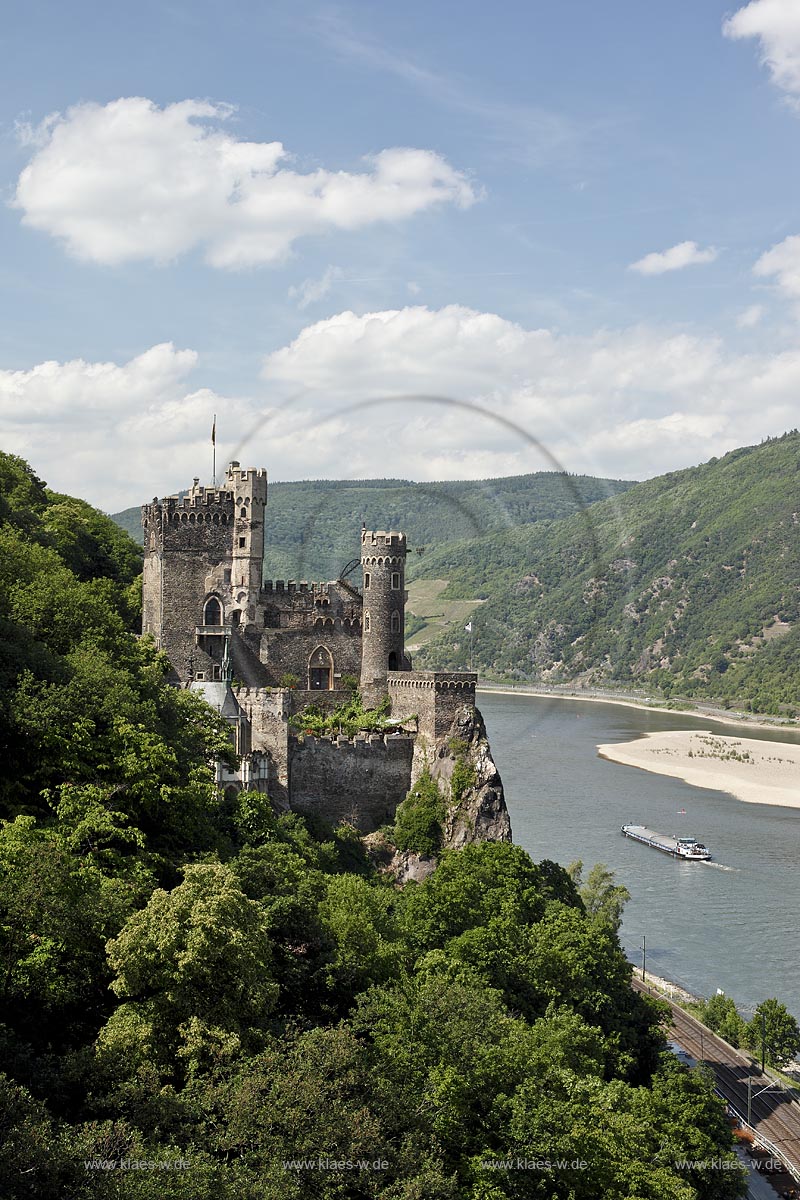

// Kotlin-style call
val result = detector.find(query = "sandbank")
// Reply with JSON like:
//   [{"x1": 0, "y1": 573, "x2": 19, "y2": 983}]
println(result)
[{"x1": 597, "y1": 730, "x2": 800, "y2": 808}]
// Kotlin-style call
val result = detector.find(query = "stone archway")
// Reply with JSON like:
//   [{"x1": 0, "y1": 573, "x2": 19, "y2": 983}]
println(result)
[{"x1": 308, "y1": 645, "x2": 333, "y2": 690}]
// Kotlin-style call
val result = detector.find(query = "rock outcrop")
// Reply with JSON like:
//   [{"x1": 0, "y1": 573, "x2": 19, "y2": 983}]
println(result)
[
  {"x1": 372, "y1": 703, "x2": 512, "y2": 882},
  {"x1": 428, "y1": 704, "x2": 512, "y2": 848}
]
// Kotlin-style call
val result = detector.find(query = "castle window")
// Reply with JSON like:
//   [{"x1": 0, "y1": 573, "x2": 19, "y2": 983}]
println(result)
[
  {"x1": 388, "y1": 651, "x2": 399, "y2": 670},
  {"x1": 391, "y1": 610, "x2": 401, "y2": 633},
  {"x1": 203, "y1": 597, "x2": 222, "y2": 626},
  {"x1": 224, "y1": 569, "x2": 231, "y2": 583},
  {"x1": 240, "y1": 507, "x2": 247, "y2": 518},
  {"x1": 364, "y1": 612, "x2": 370, "y2": 632},
  {"x1": 391, "y1": 572, "x2": 400, "y2": 590},
  {"x1": 212, "y1": 665, "x2": 221, "y2": 680},
  {"x1": 364, "y1": 572, "x2": 370, "y2": 589},
  {"x1": 238, "y1": 537, "x2": 246, "y2": 548}
]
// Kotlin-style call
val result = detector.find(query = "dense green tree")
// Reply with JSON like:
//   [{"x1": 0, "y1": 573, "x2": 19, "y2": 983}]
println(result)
[
  {"x1": 695, "y1": 993, "x2": 746, "y2": 1048},
  {"x1": 101, "y1": 863, "x2": 279, "y2": 1075},
  {"x1": 745, "y1": 998, "x2": 800, "y2": 1068},
  {"x1": 568, "y1": 860, "x2": 631, "y2": 932},
  {"x1": 393, "y1": 770, "x2": 446, "y2": 856}
]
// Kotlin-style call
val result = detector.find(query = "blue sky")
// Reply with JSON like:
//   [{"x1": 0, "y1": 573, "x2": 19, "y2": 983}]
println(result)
[{"x1": 2, "y1": 0, "x2": 800, "y2": 509}]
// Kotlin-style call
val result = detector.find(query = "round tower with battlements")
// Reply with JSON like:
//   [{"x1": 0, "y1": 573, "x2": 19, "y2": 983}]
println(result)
[{"x1": 359, "y1": 529, "x2": 408, "y2": 707}]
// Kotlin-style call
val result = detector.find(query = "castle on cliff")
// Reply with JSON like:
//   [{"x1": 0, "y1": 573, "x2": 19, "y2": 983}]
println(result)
[{"x1": 142, "y1": 461, "x2": 508, "y2": 842}]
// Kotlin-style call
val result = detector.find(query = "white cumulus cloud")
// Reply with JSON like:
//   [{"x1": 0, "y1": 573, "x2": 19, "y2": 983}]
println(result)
[
  {"x1": 629, "y1": 241, "x2": 719, "y2": 276},
  {"x1": 11, "y1": 97, "x2": 477, "y2": 269},
  {"x1": 754, "y1": 234, "x2": 800, "y2": 296},
  {"x1": 288, "y1": 266, "x2": 344, "y2": 309},
  {"x1": 4, "y1": 307, "x2": 800, "y2": 511},
  {"x1": 737, "y1": 303, "x2": 765, "y2": 327},
  {"x1": 256, "y1": 305, "x2": 799, "y2": 484},
  {"x1": 724, "y1": 0, "x2": 800, "y2": 99},
  {"x1": 0, "y1": 344, "x2": 244, "y2": 509}
]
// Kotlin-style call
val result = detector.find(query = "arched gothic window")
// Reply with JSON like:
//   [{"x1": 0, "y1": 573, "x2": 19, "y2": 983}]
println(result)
[
  {"x1": 308, "y1": 645, "x2": 333, "y2": 690},
  {"x1": 204, "y1": 596, "x2": 222, "y2": 625}
]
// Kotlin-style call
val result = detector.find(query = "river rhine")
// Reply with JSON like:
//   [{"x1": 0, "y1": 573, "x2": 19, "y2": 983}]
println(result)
[{"x1": 478, "y1": 690, "x2": 800, "y2": 1021}]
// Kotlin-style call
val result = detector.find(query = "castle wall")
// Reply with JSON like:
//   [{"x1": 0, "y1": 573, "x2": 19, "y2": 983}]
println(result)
[{"x1": 288, "y1": 733, "x2": 414, "y2": 832}]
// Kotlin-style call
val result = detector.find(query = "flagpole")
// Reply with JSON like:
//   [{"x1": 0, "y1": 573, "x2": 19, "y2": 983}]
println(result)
[{"x1": 212, "y1": 413, "x2": 216, "y2": 486}]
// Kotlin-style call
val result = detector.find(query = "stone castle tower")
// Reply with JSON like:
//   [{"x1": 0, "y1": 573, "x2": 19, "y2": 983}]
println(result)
[
  {"x1": 360, "y1": 529, "x2": 408, "y2": 706},
  {"x1": 141, "y1": 463, "x2": 267, "y2": 683}
]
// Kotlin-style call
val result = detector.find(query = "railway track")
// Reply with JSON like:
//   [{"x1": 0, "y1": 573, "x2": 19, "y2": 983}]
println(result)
[{"x1": 634, "y1": 978, "x2": 800, "y2": 1178}]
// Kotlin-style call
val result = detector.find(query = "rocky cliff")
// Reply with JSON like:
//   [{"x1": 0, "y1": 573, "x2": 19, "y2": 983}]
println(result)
[{"x1": 372, "y1": 703, "x2": 512, "y2": 883}]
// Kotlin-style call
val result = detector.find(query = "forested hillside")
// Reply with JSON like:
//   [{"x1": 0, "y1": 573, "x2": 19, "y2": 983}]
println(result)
[
  {"x1": 413, "y1": 432, "x2": 800, "y2": 715},
  {"x1": 0, "y1": 450, "x2": 744, "y2": 1199},
  {"x1": 113, "y1": 472, "x2": 635, "y2": 580}
]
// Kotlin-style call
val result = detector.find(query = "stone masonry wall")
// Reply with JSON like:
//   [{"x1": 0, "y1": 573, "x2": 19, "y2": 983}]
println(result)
[
  {"x1": 233, "y1": 686, "x2": 291, "y2": 809},
  {"x1": 288, "y1": 733, "x2": 414, "y2": 832},
  {"x1": 258, "y1": 579, "x2": 363, "y2": 687}
]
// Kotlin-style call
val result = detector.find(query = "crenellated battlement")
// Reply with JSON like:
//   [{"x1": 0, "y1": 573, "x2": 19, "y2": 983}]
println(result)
[
  {"x1": 388, "y1": 671, "x2": 477, "y2": 691},
  {"x1": 262, "y1": 580, "x2": 334, "y2": 593},
  {"x1": 232, "y1": 686, "x2": 289, "y2": 701},
  {"x1": 361, "y1": 529, "x2": 406, "y2": 551},
  {"x1": 291, "y1": 731, "x2": 413, "y2": 750}
]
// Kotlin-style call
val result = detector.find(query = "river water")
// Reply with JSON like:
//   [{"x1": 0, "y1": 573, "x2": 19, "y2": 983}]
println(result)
[{"x1": 478, "y1": 690, "x2": 800, "y2": 1020}]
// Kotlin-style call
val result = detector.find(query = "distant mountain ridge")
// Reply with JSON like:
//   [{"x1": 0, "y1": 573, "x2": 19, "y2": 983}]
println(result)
[
  {"x1": 411, "y1": 431, "x2": 800, "y2": 716},
  {"x1": 112, "y1": 471, "x2": 636, "y2": 581}
]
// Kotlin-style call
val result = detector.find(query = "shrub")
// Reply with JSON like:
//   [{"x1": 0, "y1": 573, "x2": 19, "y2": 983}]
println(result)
[{"x1": 394, "y1": 772, "x2": 445, "y2": 857}]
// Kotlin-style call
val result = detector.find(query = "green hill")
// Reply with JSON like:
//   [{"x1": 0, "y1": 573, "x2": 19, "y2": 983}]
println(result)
[
  {"x1": 112, "y1": 472, "x2": 636, "y2": 580},
  {"x1": 411, "y1": 431, "x2": 800, "y2": 716}
]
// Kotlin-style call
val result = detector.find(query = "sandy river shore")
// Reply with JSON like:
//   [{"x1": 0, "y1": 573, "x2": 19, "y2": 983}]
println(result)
[{"x1": 597, "y1": 731, "x2": 800, "y2": 808}]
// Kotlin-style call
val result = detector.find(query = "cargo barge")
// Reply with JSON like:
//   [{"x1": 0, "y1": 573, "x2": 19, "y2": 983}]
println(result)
[{"x1": 621, "y1": 824, "x2": 711, "y2": 861}]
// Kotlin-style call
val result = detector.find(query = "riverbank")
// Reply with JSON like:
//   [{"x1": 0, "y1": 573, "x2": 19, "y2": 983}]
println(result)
[
  {"x1": 628, "y1": 963, "x2": 700, "y2": 1004},
  {"x1": 476, "y1": 682, "x2": 799, "y2": 735},
  {"x1": 598, "y1": 730, "x2": 800, "y2": 808}
]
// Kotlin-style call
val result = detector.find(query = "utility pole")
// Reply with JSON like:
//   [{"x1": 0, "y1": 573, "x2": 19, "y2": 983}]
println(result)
[
  {"x1": 761, "y1": 1010, "x2": 767, "y2": 1074},
  {"x1": 747, "y1": 1076, "x2": 752, "y2": 1126},
  {"x1": 641, "y1": 934, "x2": 646, "y2": 983}
]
